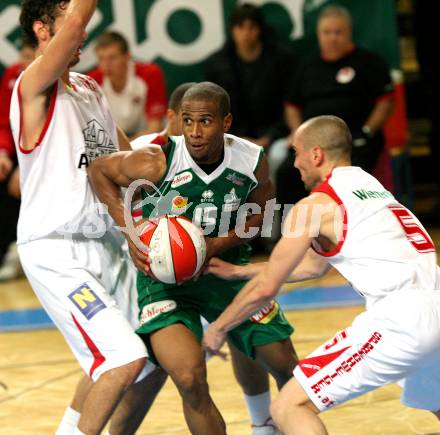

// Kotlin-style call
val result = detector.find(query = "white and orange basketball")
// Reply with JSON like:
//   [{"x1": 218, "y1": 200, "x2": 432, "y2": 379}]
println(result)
[{"x1": 140, "y1": 215, "x2": 207, "y2": 284}]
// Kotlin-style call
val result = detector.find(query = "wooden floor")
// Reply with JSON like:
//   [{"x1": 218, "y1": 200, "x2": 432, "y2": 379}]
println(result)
[{"x1": 2, "y1": 231, "x2": 440, "y2": 434}]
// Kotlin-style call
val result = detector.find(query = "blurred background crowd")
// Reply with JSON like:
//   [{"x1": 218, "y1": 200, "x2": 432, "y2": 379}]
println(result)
[{"x1": 0, "y1": 0, "x2": 437, "y2": 280}]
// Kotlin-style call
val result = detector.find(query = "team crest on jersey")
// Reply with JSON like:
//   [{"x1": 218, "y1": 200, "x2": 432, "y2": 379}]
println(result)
[
  {"x1": 226, "y1": 172, "x2": 245, "y2": 186},
  {"x1": 68, "y1": 284, "x2": 106, "y2": 320},
  {"x1": 171, "y1": 171, "x2": 193, "y2": 188},
  {"x1": 336, "y1": 67, "x2": 356, "y2": 84},
  {"x1": 171, "y1": 195, "x2": 189, "y2": 214},
  {"x1": 83, "y1": 119, "x2": 117, "y2": 159},
  {"x1": 223, "y1": 188, "x2": 241, "y2": 212},
  {"x1": 201, "y1": 190, "x2": 214, "y2": 203}
]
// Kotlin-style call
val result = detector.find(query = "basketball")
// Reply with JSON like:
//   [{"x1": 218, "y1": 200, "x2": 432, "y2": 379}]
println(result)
[{"x1": 140, "y1": 215, "x2": 207, "y2": 284}]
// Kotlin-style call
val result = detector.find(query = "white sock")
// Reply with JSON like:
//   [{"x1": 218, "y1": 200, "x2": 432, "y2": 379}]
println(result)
[
  {"x1": 73, "y1": 429, "x2": 85, "y2": 435},
  {"x1": 244, "y1": 391, "x2": 271, "y2": 426},
  {"x1": 55, "y1": 407, "x2": 81, "y2": 435}
]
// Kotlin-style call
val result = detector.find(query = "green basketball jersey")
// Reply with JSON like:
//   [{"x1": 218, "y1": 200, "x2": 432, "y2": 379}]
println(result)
[{"x1": 141, "y1": 133, "x2": 264, "y2": 267}]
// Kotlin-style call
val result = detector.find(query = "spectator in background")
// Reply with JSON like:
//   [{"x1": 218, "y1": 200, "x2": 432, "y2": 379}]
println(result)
[
  {"x1": 273, "y1": 5, "x2": 395, "y2": 215},
  {"x1": 0, "y1": 41, "x2": 34, "y2": 280},
  {"x1": 88, "y1": 31, "x2": 167, "y2": 139},
  {"x1": 204, "y1": 3, "x2": 295, "y2": 149},
  {"x1": 285, "y1": 5, "x2": 395, "y2": 172}
]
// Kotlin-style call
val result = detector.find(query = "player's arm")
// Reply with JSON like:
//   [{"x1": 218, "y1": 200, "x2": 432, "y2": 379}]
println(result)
[
  {"x1": 88, "y1": 145, "x2": 166, "y2": 227},
  {"x1": 208, "y1": 247, "x2": 330, "y2": 282},
  {"x1": 203, "y1": 201, "x2": 315, "y2": 353},
  {"x1": 21, "y1": 0, "x2": 97, "y2": 99},
  {"x1": 88, "y1": 146, "x2": 166, "y2": 271},
  {"x1": 203, "y1": 194, "x2": 336, "y2": 353},
  {"x1": 205, "y1": 154, "x2": 273, "y2": 259}
]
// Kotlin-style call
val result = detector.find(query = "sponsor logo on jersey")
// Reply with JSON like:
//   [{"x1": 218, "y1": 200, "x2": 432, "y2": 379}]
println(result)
[
  {"x1": 78, "y1": 119, "x2": 117, "y2": 168},
  {"x1": 249, "y1": 300, "x2": 279, "y2": 324},
  {"x1": 336, "y1": 66, "x2": 355, "y2": 84},
  {"x1": 352, "y1": 189, "x2": 393, "y2": 200},
  {"x1": 226, "y1": 172, "x2": 245, "y2": 186},
  {"x1": 171, "y1": 171, "x2": 193, "y2": 188},
  {"x1": 140, "y1": 300, "x2": 177, "y2": 325},
  {"x1": 68, "y1": 284, "x2": 106, "y2": 320},
  {"x1": 223, "y1": 188, "x2": 241, "y2": 212},
  {"x1": 171, "y1": 195, "x2": 188, "y2": 214},
  {"x1": 201, "y1": 190, "x2": 214, "y2": 203}
]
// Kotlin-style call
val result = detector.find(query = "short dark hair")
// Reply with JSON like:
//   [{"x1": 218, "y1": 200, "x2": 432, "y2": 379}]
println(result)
[
  {"x1": 182, "y1": 82, "x2": 231, "y2": 118},
  {"x1": 168, "y1": 82, "x2": 196, "y2": 112},
  {"x1": 230, "y1": 3, "x2": 265, "y2": 30},
  {"x1": 20, "y1": 0, "x2": 70, "y2": 48},
  {"x1": 95, "y1": 31, "x2": 129, "y2": 54}
]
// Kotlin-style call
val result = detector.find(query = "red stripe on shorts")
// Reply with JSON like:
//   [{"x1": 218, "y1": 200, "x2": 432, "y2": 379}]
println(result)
[
  {"x1": 299, "y1": 346, "x2": 351, "y2": 378},
  {"x1": 71, "y1": 313, "x2": 106, "y2": 377}
]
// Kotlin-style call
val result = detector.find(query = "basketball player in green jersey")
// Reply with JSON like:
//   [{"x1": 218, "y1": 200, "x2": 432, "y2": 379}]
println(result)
[{"x1": 89, "y1": 82, "x2": 297, "y2": 435}]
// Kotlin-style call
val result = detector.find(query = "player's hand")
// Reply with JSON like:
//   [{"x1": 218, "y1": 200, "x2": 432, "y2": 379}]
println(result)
[
  {"x1": 202, "y1": 322, "x2": 228, "y2": 360},
  {"x1": 193, "y1": 237, "x2": 221, "y2": 280},
  {"x1": 206, "y1": 257, "x2": 239, "y2": 280},
  {"x1": 125, "y1": 219, "x2": 152, "y2": 274},
  {"x1": 126, "y1": 236, "x2": 151, "y2": 275},
  {"x1": 0, "y1": 151, "x2": 13, "y2": 182}
]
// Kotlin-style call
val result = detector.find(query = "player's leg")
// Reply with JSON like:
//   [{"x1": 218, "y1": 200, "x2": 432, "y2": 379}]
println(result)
[
  {"x1": 56, "y1": 375, "x2": 91, "y2": 434},
  {"x1": 150, "y1": 323, "x2": 226, "y2": 435},
  {"x1": 227, "y1": 341, "x2": 277, "y2": 435},
  {"x1": 18, "y1": 239, "x2": 148, "y2": 435},
  {"x1": 270, "y1": 377, "x2": 327, "y2": 435},
  {"x1": 108, "y1": 367, "x2": 168, "y2": 435},
  {"x1": 254, "y1": 338, "x2": 298, "y2": 390}
]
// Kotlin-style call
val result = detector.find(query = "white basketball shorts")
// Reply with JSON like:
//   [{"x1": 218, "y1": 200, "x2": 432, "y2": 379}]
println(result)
[
  {"x1": 294, "y1": 290, "x2": 440, "y2": 412},
  {"x1": 18, "y1": 232, "x2": 155, "y2": 381}
]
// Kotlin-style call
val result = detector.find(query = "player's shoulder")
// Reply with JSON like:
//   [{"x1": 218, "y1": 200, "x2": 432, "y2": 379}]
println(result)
[
  {"x1": 130, "y1": 133, "x2": 167, "y2": 150},
  {"x1": 225, "y1": 133, "x2": 262, "y2": 153}
]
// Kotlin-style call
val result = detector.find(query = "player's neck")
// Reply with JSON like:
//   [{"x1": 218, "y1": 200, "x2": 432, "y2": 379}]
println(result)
[{"x1": 61, "y1": 70, "x2": 71, "y2": 86}]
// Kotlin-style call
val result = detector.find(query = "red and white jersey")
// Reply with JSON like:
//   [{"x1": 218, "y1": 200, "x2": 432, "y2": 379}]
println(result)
[
  {"x1": 88, "y1": 62, "x2": 167, "y2": 137},
  {"x1": 10, "y1": 72, "x2": 118, "y2": 243},
  {"x1": 312, "y1": 166, "x2": 440, "y2": 308}
]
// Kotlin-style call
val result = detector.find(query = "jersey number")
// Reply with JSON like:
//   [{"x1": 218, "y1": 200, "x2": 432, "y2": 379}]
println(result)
[{"x1": 388, "y1": 204, "x2": 435, "y2": 253}]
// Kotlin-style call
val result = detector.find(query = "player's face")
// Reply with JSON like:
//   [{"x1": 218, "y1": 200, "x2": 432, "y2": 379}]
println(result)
[
  {"x1": 317, "y1": 16, "x2": 352, "y2": 61},
  {"x1": 232, "y1": 19, "x2": 261, "y2": 51},
  {"x1": 292, "y1": 134, "x2": 321, "y2": 191},
  {"x1": 51, "y1": 6, "x2": 87, "y2": 67},
  {"x1": 181, "y1": 99, "x2": 231, "y2": 164},
  {"x1": 96, "y1": 44, "x2": 130, "y2": 80}
]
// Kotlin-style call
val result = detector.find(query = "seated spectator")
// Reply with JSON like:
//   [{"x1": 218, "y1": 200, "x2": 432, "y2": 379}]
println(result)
[
  {"x1": 285, "y1": 5, "x2": 395, "y2": 173},
  {"x1": 204, "y1": 3, "x2": 295, "y2": 149},
  {"x1": 88, "y1": 31, "x2": 167, "y2": 139},
  {"x1": 0, "y1": 41, "x2": 34, "y2": 280}
]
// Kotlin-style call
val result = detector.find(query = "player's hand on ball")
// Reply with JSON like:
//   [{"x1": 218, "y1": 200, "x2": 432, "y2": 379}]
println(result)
[
  {"x1": 127, "y1": 236, "x2": 151, "y2": 274},
  {"x1": 207, "y1": 258, "x2": 238, "y2": 280},
  {"x1": 202, "y1": 322, "x2": 228, "y2": 360}
]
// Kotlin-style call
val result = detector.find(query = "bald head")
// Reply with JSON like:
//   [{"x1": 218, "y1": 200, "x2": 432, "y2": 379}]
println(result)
[
  {"x1": 298, "y1": 115, "x2": 352, "y2": 161},
  {"x1": 181, "y1": 81, "x2": 231, "y2": 117}
]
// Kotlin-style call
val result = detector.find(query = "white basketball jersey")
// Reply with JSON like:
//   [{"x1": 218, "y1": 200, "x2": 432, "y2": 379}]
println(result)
[
  {"x1": 10, "y1": 72, "x2": 118, "y2": 243},
  {"x1": 312, "y1": 166, "x2": 440, "y2": 307}
]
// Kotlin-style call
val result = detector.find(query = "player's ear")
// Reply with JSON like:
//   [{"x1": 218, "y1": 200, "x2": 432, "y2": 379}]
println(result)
[
  {"x1": 223, "y1": 113, "x2": 232, "y2": 132},
  {"x1": 312, "y1": 146, "x2": 324, "y2": 166},
  {"x1": 33, "y1": 21, "x2": 49, "y2": 44}
]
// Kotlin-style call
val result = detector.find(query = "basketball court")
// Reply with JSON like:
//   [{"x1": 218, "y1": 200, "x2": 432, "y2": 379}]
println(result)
[{"x1": 2, "y1": 230, "x2": 440, "y2": 435}]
